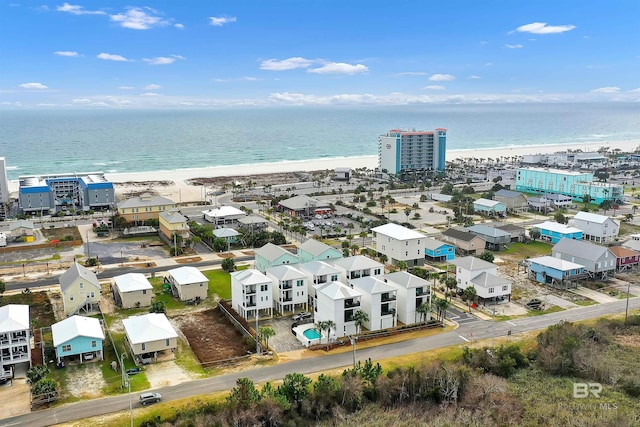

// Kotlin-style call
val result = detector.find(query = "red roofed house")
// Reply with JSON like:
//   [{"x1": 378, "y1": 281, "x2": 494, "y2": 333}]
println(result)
[{"x1": 609, "y1": 246, "x2": 640, "y2": 272}]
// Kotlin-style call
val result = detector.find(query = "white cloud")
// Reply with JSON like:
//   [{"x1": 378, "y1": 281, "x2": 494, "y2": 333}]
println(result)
[
  {"x1": 628, "y1": 88, "x2": 640, "y2": 93},
  {"x1": 140, "y1": 92, "x2": 162, "y2": 96},
  {"x1": 110, "y1": 7, "x2": 168, "y2": 30},
  {"x1": 308, "y1": 62, "x2": 368, "y2": 74},
  {"x1": 97, "y1": 53, "x2": 130, "y2": 61},
  {"x1": 423, "y1": 85, "x2": 445, "y2": 90},
  {"x1": 174, "y1": 23, "x2": 184, "y2": 29},
  {"x1": 429, "y1": 73, "x2": 455, "y2": 81},
  {"x1": 590, "y1": 87, "x2": 620, "y2": 93},
  {"x1": 72, "y1": 98, "x2": 91, "y2": 104},
  {"x1": 19, "y1": 82, "x2": 48, "y2": 89},
  {"x1": 56, "y1": 2, "x2": 105, "y2": 15},
  {"x1": 260, "y1": 57, "x2": 314, "y2": 71},
  {"x1": 54, "y1": 51, "x2": 79, "y2": 57},
  {"x1": 144, "y1": 57, "x2": 175, "y2": 65},
  {"x1": 505, "y1": 44, "x2": 523, "y2": 49},
  {"x1": 469, "y1": 75, "x2": 482, "y2": 79},
  {"x1": 213, "y1": 76, "x2": 259, "y2": 83},
  {"x1": 144, "y1": 84, "x2": 162, "y2": 90},
  {"x1": 118, "y1": 86, "x2": 135, "y2": 90},
  {"x1": 209, "y1": 16, "x2": 237, "y2": 26},
  {"x1": 515, "y1": 22, "x2": 576, "y2": 34}
]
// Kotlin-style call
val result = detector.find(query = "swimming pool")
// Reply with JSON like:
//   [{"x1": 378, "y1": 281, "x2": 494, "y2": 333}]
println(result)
[{"x1": 303, "y1": 328, "x2": 321, "y2": 340}]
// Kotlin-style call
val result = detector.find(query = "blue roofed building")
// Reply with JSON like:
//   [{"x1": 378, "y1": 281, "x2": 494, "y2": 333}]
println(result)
[
  {"x1": 52, "y1": 315, "x2": 105, "y2": 364},
  {"x1": 533, "y1": 221, "x2": 583, "y2": 243},
  {"x1": 424, "y1": 237, "x2": 455, "y2": 261},
  {"x1": 18, "y1": 172, "x2": 115, "y2": 215},
  {"x1": 526, "y1": 256, "x2": 588, "y2": 289}
]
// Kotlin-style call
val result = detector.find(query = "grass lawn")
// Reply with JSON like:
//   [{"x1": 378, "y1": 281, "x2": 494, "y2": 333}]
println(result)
[
  {"x1": 148, "y1": 277, "x2": 184, "y2": 311},
  {"x1": 203, "y1": 265, "x2": 248, "y2": 300},
  {"x1": 528, "y1": 305, "x2": 565, "y2": 316},
  {"x1": 502, "y1": 241, "x2": 552, "y2": 258},
  {"x1": 574, "y1": 299, "x2": 598, "y2": 306}
]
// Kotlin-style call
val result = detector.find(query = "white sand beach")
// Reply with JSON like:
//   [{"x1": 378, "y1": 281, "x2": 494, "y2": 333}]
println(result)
[{"x1": 9, "y1": 139, "x2": 640, "y2": 204}]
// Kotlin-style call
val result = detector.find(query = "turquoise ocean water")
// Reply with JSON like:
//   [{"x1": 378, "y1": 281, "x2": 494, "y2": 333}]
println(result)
[{"x1": 1, "y1": 103, "x2": 639, "y2": 180}]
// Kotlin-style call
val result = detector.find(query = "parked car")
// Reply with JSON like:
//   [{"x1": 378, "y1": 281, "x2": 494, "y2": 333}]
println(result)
[
  {"x1": 126, "y1": 367, "x2": 143, "y2": 375},
  {"x1": 292, "y1": 311, "x2": 312, "y2": 321},
  {"x1": 139, "y1": 392, "x2": 162, "y2": 405}
]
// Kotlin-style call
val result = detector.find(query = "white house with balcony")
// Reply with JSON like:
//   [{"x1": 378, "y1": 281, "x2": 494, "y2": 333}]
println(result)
[
  {"x1": 350, "y1": 276, "x2": 397, "y2": 331},
  {"x1": 332, "y1": 255, "x2": 384, "y2": 282},
  {"x1": 449, "y1": 256, "x2": 511, "y2": 304},
  {"x1": 384, "y1": 271, "x2": 432, "y2": 325},
  {"x1": 314, "y1": 281, "x2": 362, "y2": 338},
  {"x1": 571, "y1": 211, "x2": 619, "y2": 244},
  {"x1": 371, "y1": 223, "x2": 427, "y2": 267},
  {"x1": 266, "y1": 264, "x2": 308, "y2": 314},
  {"x1": 0, "y1": 304, "x2": 31, "y2": 378},
  {"x1": 298, "y1": 260, "x2": 344, "y2": 306},
  {"x1": 231, "y1": 269, "x2": 273, "y2": 320}
]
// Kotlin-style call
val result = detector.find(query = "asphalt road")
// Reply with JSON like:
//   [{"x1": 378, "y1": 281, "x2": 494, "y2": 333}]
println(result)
[{"x1": 3, "y1": 296, "x2": 638, "y2": 427}]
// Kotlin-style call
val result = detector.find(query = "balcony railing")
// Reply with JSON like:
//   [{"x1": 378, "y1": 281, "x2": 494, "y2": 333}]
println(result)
[
  {"x1": 416, "y1": 288, "x2": 429, "y2": 296},
  {"x1": 280, "y1": 283, "x2": 292, "y2": 290},
  {"x1": 282, "y1": 297, "x2": 293, "y2": 302},
  {"x1": 381, "y1": 294, "x2": 396, "y2": 302},
  {"x1": 243, "y1": 287, "x2": 256, "y2": 295},
  {"x1": 344, "y1": 300, "x2": 360, "y2": 308},
  {"x1": 244, "y1": 301, "x2": 256, "y2": 307},
  {"x1": 381, "y1": 310, "x2": 395, "y2": 316}
]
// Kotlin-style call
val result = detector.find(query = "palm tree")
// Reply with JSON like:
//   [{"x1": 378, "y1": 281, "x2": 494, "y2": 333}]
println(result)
[
  {"x1": 315, "y1": 321, "x2": 328, "y2": 344},
  {"x1": 325, "y1": 320, "x2": 335, "y2": 343},
  {"x1": 352, "y1": 310, "x2": 369, "y2": 334},
  {"x1": 259, "y1": 326, "x2": 276, "y2": 350},
  {"x1": 396, "y1": 260, "x2": 408, "y2": 271},
  {"x1": 416, "y1": 302, "x2": 431, "y2": 323},
  {"x1": 434, "y1": 298, "x2": 451, "y2": 326},
  {"x1": 461, "y1": 286, "x2": 477, "y2": 312},
  {"x1": 359, "y1": 231, "x2": 368, "y2": 246},
  {"x1": 404, "y1": 206, "x2": 412, "y2": 222}
]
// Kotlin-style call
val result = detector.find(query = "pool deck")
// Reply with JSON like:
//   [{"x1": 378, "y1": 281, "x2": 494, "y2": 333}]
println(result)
[{"x1": 293, "y1": 324, "x2": 321, "y2": 347}]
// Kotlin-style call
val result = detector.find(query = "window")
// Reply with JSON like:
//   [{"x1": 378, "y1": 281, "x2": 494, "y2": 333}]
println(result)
[
  {"x1": 297, "y1": 280, "x2": 304, "y2": 287},
  {"x1": 142, "y1": 290, "x2": 147, "y2": 295},
  {"x1": 166, "y1": 339, "x2": 170, "y2": 346},
  {"x1": 331, "y1": 274, "x2": 338, "y2": 281},
  {"x1": 80, "y1": 282, "x2": 84, "y2": 289},
  {"x1": 62, "y1": 344, "x2": 71, "y2": 352},
  {"x1": 260, "y1": 284, "x2": 268, "y2": 292},
  {"x1": 489, "y1": 288, "x2": 495, "y2": 294},
  {"x1": 142, "y1": 343, "x2": 146, "y2": 351},
  {"x1": 92, "y1": 340, "x2": 97, "y2": 348},
  {"x1": 69, "y1": 294, "x2": 74, "y2": 301},
  {"x1": 502, "y1": 285, "x2": 509, "y2": 291}
]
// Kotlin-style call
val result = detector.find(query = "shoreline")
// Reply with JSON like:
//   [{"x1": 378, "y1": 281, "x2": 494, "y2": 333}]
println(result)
[{"x1": 8, "y1": 139, "x2": 640, "y2": 203}]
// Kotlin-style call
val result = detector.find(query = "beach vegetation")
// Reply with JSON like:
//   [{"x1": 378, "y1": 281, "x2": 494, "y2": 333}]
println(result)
[
  {"x1": 478, "y1": 251, "x2": 494, "y2": 263},
  {"x1": 221, "y1": 257, "x2": 236, "y2": 273}
]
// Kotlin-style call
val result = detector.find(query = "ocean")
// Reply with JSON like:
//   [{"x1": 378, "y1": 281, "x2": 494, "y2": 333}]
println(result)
[{"x1": 1, "y1": 103, "x2": 639, "y2": 180}]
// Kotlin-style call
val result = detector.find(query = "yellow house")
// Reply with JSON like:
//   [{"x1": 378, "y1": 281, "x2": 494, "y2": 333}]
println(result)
[
  {"x1": 159, "y1": 210, "x2": 189, "y2": 244},
  {"x1": 117, "y1": 193, "x2": 176, "y2": 223},
  {"x1": 59, "y1": 263, "x2": 101, "y2": 316}
]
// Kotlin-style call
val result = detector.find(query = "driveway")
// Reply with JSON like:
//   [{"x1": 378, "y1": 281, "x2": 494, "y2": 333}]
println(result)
[
  {"x1": 259, "y1": 316, "x2": 304, "y2": 353},
  {"x1": 540, "y1": 294, "x2": 579, "y2": 309},
  {"x1": 569, "y1": 286, "x2": 618, "y2": 303}
]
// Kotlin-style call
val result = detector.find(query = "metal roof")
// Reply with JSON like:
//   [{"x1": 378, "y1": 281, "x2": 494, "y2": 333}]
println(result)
[
  {"x1": 449, "y1": 255, "x2": 495, "y2": 271},
  {"x1": 0, "y1": 304, "x2": 29, "y2": 333},
  {"x1": 383, "y1": 271, "x2": 430, "y2": 289},
  {"x1": 528, "y1": 255, "x2": 585, "y2": 271},
  {"x1": 534, "y1": 221, "x2": 583, "y2": 234},
  {"x1": 298, "y1": 239, "x2": 337, "y2": 257},
  {"x1": 298, "y1": 260, "x2": 341, "y2": 277},
  {"x1": 52, "y1": 315, "x2": 104, "y2": 347},
  {"x1": 118, "y1": 193, "x2": 175, "y2": 209},
  {"x1": 254, "y1": 243, "x2": 297, "y2": 262},
  {"x1": 266, "y1": 264, "x2": 307, "y2": 281},
  {"x1": 423, "y1": 237, "x2": 452, "y2": 251},
  {"x1": 494, "y1": 189, "x2": 525, "y2": 199},
  {"x1": 372, "y1": 223, "x2": 426, "y2": 240},
  {"x1": 168, "y1": 266, "x2": 208, "y2": 285},
  {"x1": 332, "y1": 255, "x2": 383, "y2": 272},
  {"x1": 114, "y1": 273, "x2": 153, "y2": 293},
  {"x1": 351, "y1": 276, "x2": 396, "y2": 295},
  {"x1": 122, "y1": 313, "x2": 178, "y2": 345},
  {"x1": 317, "y1": 281, "x2": 362, "y2": 300},
  {"x1": 231, "y1": 269, "x2": 272, "y2": 286},
  {"x1": 552, "y1": 238, "x2": 612, "y2": 261},
  {"x1": 470, "y1": 272, "x2": 511, "y2": 289},
  {"x1": 573, "y1": 211, "x2": 614, "y2": 224},
  {"x1": 467, "y1": 224, "x2": 511, "y2": 238}
]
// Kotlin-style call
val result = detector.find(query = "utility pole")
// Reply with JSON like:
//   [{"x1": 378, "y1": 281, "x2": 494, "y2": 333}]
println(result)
[
  {"x1": 255, "y1": 311, "x2": 261, "y2": 355},
  {"x1": 491, "y1": 307, "x2": 496, "y2": 348},
  {"x1": 625, "y1": 280, "x2": 631, "y2": 323},
  {"x1": 349, "y1": 335, "x2": 357, "y2": 368}
]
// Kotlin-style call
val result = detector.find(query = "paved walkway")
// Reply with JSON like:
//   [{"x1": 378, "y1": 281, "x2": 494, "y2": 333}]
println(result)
[{"x1": 570, "y1": 286, "x2": 618, "y2": 303}]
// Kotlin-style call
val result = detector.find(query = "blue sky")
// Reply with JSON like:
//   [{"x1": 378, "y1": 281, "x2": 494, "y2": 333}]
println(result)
[{"x1": 1, "y1": 0, "x2": 639, "y2": 108}]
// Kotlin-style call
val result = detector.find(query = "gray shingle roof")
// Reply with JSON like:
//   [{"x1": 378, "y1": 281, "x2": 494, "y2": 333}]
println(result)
[
  {"x1": 470, "y1": 272, "x2": 510, "y2": 289},
  {"x1": 118, "y1": 193, "x2": 175, "y2": 209},
  {"x1": 494, "y1": 189, "x2": 525, "y2": 199},
  {"x1": 467, "y1": 224, "x2": 511, "y2": 238},
  {"x1": 278, "y1": 195, "x2": 324, "y2": 211},
  {"x1": 255, "y1": 243, "x2": 296, "y2": 262},
  {"x1": 449, "y1": 255, "x2": 495, "y2": 271},
  {"x1": 552, "y1": 238, "x2": 611, "y2": 261},
  {"x1": 59, "y1": 263, "x2": 100, "y2": 293},
  {"x1": 442, "y1": 228, "x2": 484, "y2": 243},
  {"x1": 266, "y1": 264, "x2": 307, "y2": 281},
  {"x1": 423, "y1": 237, "x2": 451, "y2": 251},
  {"x1": 298, "y1": 239, "x2": 335, "y2": 257},
  {"x1": 383, "y1": 271, "x2": 430, "y2": 289}
]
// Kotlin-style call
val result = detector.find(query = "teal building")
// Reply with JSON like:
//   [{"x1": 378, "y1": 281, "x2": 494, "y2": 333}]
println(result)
[
  {"x1": 515, "y1": 168, "x2": 623, "y2": 204},
  {"x1": 378, "y1": 128, "x2": 447, "y2": 175}
]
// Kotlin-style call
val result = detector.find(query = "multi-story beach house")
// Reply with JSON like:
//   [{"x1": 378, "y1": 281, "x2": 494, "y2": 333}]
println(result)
[
  {"x1": 18, "y1": 172, "x2": 115, "y2": 215},
  {"x1": 122, "y1": 313, "x2": 178, "y2": 364},
  {"x1": 117, "y1": 193, "x2": 176, "y2": 224},
  {"x1": 441, "y1": 228, "x2": 486, "y2": 255},
  {"x1": 533, "y1": 221, "x2": 583, "y2": 243},
  {"x1": 159, "y1": 210, "x2": 189, "y2": 246},
  {"x1": 571, "y1": 211, "x2": 619, "y2": 244},
  {"x1": 371, "y1": 223, "x2": 427, "y2": 267},
  {"x1": 230, "y1": 269, "x2": 273, "y2": 319},
  {"x1": 314, "y1": 281, "x2": 362, "y2": 338},
  {"x1": 423, "y1": 237, "x2": 455, "y2": 262},
  {"x1": 0, "y1": 304, "x2": 31, "y2": 378},
  {"x1": 266, "y1": 264, "x2": 308, "y2": 314},
  {"x1": 298, "y1": 260, "x2": 343, "y2": 304},
  {"x1": 332, "y1": 255, "x2": 384, "y2": 282},
  {"x1": 472, "y1": 199, "x2": 507, "y2": 217},
  {"x1": 297, "y1": 239, "x2": 343, "y2": 263},
  {"x1": 450, "y1": 256, "x2": 512, "y2": 304},
  {"x1": 59, "y1": 263, "x2": 101, "y2": 316},
  {"x1": 384, "y1": 271, "x2": 432, "y2": 325},
  {"x1": 378, "y1": 128, "x2": 447, "y2": 175},
  {"x1": 254, "y1": 243, "x2": 299, "y2": 272},
  {"x1": 202, "y1": 205, "x2": 246, "y2": 227},
  {"x1": 551, "y1": 238, "x2": 616, "y2": 279},
  {"x1": 350, "y1": 276, "x2": 397, "y2": 331},
  {"x1": 606, "y1": 246, "x2": 640, "y2": 272},
  {"x1": 493, "y1": 189, "x2": 528, "y2": 213},
  {"x1": 515, "y1": 168, "x2": 623, "y2": 204},
  {"x1": 466, "y1": 224, "x2": 511, "y2": 250}
]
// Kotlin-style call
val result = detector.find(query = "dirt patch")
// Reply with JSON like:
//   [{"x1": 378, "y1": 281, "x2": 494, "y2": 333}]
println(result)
[
  {"x1": 100, "y1": 291, "x2": 116, "y2": 315},
  {"x1": 144, "y1": 362, "x2": 193, "y2": 388},
  {"x1": 242, "y1": 251, "x2": 255, "y2": 256},
  {"x1": 65, "y1": 363, "x2": 107, "y2": 399},
  {"x1": 217, "y1": 253, "x2": 235, "y2": 259},
  {"x1": 1, "y1": 291, "x2": 57, "y2": 328},
  {"x1": 0, "y1": 380, "x2": 31, "y2": 418},
  {"x1": 176, "y1": 256, "x2": 202, "y2": 264},
  {"x1": 185, "y1": 171, "x2": 327, "y2": 188},
  {"x1": 41, "y1": 226, "x2": 82, "y2": 242},
  {"x1": 173, "y1": 309, "x2": 250, "y2": 366},
  {"x1": 615, "y1": 335, "x2": 640, "y2": 348},
  {"x1": 115, "y1": 181, "x2": 174, "y2": 197}
]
